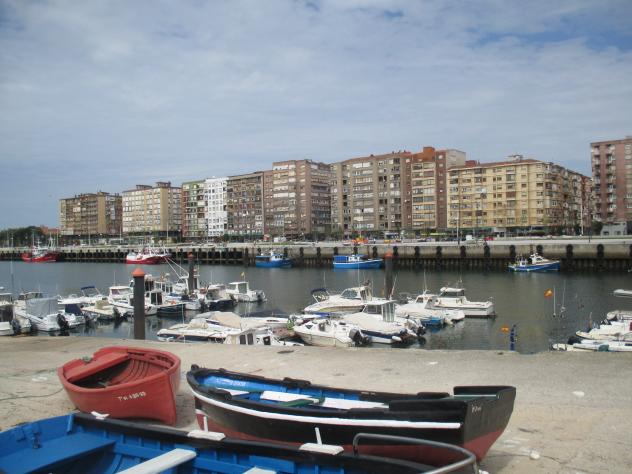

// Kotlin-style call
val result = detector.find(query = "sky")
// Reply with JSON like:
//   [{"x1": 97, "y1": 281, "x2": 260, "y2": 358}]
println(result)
[{"x1": 1, "y1": 0, "x2": 632, "y2": 228}]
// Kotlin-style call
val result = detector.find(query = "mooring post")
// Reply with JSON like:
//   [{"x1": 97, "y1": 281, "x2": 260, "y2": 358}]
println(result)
[
  {"x1": 188, "y1": 252, "x2": 195, "y2": 293},
  {"x1": 132, "y1": 267, "x2": 145, "y2": 340},
  {"x1": 384, "y1": 251, "x2": 394, "y2": 299}
]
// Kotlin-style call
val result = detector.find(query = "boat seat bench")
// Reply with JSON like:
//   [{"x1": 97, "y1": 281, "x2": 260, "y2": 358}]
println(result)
[{"x1": 65, "y1": 353, "x2": 129, "y2": 383}]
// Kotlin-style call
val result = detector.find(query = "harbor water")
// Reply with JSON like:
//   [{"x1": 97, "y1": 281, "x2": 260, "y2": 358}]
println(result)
[{"x1": 2, "y1": 261, "x2": 630, "y2": 353}]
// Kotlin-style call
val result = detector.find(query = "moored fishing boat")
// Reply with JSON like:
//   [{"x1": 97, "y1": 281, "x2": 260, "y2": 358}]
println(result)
[
  {"x1": 0, "y1": 413, "x2": 477, "y2": 474},
  {"x1": 303, "y1": 285, "x2": 373, "y2": 316},
  {"x1": 226, "y1": 281, "x2": 266, "y2": 303},
  {"x1": 508, "y1": 253, "x2": 560, "y2": 272},
  {"x1": 294, "y1": 318, "x2": 370, "y2": 347},
  {"x1": 255, "y1": 251, "x2": 293, "y2": 268},
  {"x1": 21, "y1": 244, "x2": 60, "y2": 263},
  {"x1": 58, "y1": 346, "x2": 181, "y2": 425},
  {"x1": 188, "y1": 366, "x2": 515, "y2": 464},
  {"x1": 333, "y1": 254, "x2": 383, "y2": 269},
  {"x1": 125, "y1": 244, "x2": 170, "y2": 264}
]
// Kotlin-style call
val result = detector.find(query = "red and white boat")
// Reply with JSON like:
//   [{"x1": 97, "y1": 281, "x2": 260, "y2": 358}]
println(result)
[
  {"x1": 126, "y1": 245, "x2": 170, "y2": 264},
  {"x1": 21, "y1": 245, "x2": 60, "y2": 263},
  {"x1": 58, "y1": 346, "x2": 181, "y2": 425}
]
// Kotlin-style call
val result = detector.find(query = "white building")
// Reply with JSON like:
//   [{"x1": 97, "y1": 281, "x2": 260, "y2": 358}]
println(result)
[{"x1": 205, "y1": 177, "x2": 228, "y2": 238}]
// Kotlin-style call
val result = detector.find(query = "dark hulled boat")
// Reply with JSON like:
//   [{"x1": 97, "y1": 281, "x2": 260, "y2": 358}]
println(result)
[
  {"x1": 58, "y1": 346, "x2": 180, "y2": 425},
  {"x1": 187, "y1": 366, "x2": 515, "y2": 465},
  {"x1": 0, "y1": 413, "x2": 477, "y2": 473}
]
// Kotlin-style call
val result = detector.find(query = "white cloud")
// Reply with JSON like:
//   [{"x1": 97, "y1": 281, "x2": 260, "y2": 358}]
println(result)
[{"x1": 0, "y1": 0, "x2": 631, "y2": 226}]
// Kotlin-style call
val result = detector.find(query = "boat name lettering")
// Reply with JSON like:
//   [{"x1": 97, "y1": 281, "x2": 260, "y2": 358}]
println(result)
[
  {"x1": 471, "y1": 405, "x2": 482, "y2": 413},
  {"x1": 117, "y1": 391, "x2": 147, "y2": 402}
]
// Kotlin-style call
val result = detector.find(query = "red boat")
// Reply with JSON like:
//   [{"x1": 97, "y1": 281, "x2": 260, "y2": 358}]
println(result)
[
  {"x1": 21, "y1": 246, "x2": 59, "y2": 263},
  {"x1": 58, "y1": 346, "x2": 181, "y2": 425},
  {"x1": 126, "y1": 246, "x2": 171, "y2": 264}
]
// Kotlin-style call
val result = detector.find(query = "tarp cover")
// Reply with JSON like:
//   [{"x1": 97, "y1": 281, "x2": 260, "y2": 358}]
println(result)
[{"x1": 25, "y1": 298, "x2": 59, "y2": 318}]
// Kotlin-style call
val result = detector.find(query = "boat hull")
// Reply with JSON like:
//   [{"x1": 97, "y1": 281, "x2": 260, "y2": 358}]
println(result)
[
  {"x1": 58, "y1": 346, "x2": 180, "y2": 425},
  {"x1": 125, "y1": 255, "x2": 168, "y2": 264},
  {"x1": 21, "y1": 251, "x2": 59, "y2": 262},
  {"x1": 255, "y1": 259, "x2": 293, "y2": 268},
  {"x1": 508, "y1": 261, "x2": 560, "y2": 272},
  {"x1": 333, "y1": 260, "x2": 383, "y2": 269},
  {"x1": 188, "y1": 367, "x2": 515, "y2": 463}
]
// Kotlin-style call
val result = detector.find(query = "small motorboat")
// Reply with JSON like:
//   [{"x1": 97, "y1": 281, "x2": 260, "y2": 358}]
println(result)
[
  {"x1": 431, "y1": 287, "x2": 495, "y2": 318},
  {"x1": 508, "y1": 253, "x2": 560, "y2": 272},
  {"x1": 294, "y1": 318, "x2": 369, "y2": 347},
  {"x1": 58, "y1": 346, "x2": 181, "y2": 425},
  {"x1": 333, "y1": 254, "x2": 382, "y2": 269},
  {"x1": 395, "y1": 294, "x2": 465, "y2": 326},
  {"x1": 199, "y1": 283, "x2": 235, "y2": 311},
  {"x1": 552, "y1": 339, "x2": 632, "y2": 352},
  {"x1": 57, "y1": 285, "x2": 107, "y2": 307},
  {"x1": 0, "y1": 293, "x2": 31, "y2": 336},
  {"x1": 613, "y1": 288, "x2": 632, "y2": 298},
  {"x1": 157, "y1": 316, "x2": 243, "y2": 343},
  {"x1": 303, "y1": 285, "x2": 373, "y2": 316},
  {"x1": 107, "y1": 285, "x2": 157, "y2": 316},
  {"x1": 188, "y1": 366, "x2": 515, "y2": 464},
  {"x1": 226, "y1": 281, "x2": 266, "y2": 303},
  {"x1": 0, "y1": 413, "x2": 477, "y2": 474},
  {"x1": 255, "y1": 251, "x2": 293, "y2": 268},
  {"x1": 14, "y1": 297, "x2": 82, "y2": 332},
  {"x1": 342, "y1": 300, "x2": 421, "y2": 345}
]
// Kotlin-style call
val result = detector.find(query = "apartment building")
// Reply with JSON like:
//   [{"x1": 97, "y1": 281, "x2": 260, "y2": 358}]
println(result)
[
  {"x1": 59, "y1": 192, "x2": 122, "y2": 238},
  {"x1": 408, "y1": 148, "x2": 466, "y2": 232},
  {"x1": 447, "y1": 156, "x2": 587, "y2": 235},
  {"x1": 205, "y1": 177, "x2": 228, "y2": 238},
  {"x1": 331, "y1": 151, "x2": 412, "y2": 237},
  {"x1": 226, "y1": 172, "x2": 266, "y2": 238},
  {"x1": 591, "y1": 137, "x2": 632, "y2": 226},
  {"x1": 181, "y1": 180, "x2": 207, "y2": 240},
  {"x1": 266, "y1": 160, "x2": 331, "y2": 238},
  {"x1": 122, "y1": 182, "x2": 181, "y2": 238}
]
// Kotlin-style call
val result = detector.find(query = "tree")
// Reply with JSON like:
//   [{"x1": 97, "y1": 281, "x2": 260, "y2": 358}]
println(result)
[{"x1": 591, "y1": 221, "x2": 603, "y2": 236}]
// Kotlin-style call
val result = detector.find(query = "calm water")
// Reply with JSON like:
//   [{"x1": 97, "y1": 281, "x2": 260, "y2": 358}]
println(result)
[{"x1": 2, "y1": 261, "x2": 631, "y2": 353}]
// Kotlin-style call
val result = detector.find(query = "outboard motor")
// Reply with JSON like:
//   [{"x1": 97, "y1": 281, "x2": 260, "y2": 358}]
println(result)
[
  {"x1": 416, "y1": 325, "x2": 426, "y2": 337},
  {"x1": 567, "y1": 335, "x2": 583, "y2": 345},
  {"x1": 57, "y1": 313, "x2": 70, "y2": 331},
  {"x1": 349, "y1": 328, "x2": 370, "y2": 347},
  {"x1": 10, "y1": 318, "x2": 21, "y2": 335}
]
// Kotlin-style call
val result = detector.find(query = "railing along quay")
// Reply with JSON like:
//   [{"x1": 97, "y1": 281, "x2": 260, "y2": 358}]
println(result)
[{"x1": 1, "y1": 242, "x2": 632, "y2": 271}]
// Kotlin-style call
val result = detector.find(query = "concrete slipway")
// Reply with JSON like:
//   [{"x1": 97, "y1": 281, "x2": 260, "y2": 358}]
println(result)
[{"x1": 0, "y1": 337, "x2": 630, "y2": 473}]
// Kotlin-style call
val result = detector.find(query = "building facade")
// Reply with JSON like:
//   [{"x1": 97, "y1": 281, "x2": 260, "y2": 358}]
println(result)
[
  {"x1": 122, "y1": 182, "x2": 181, "y2": 238},
  {"x1": 181, "y1": 180, "x2": 206, "y2": 240},
  {"x1": 205, "y1": 177, "x2": 227, "y2": 238},
  {"x1": 408, "y1": 148, "x2": 466, "y2": 233},
  {"x1": 591, "y1": 137, "x2": 632, "y2": 226},
  {"x1": 226, "y1": 172, "x2": 265, "y2": 238},
  {"x1": 446, "y1": 156, "x2": 588, "y2": 235},
  {"x1": 331, "y1": 151, "x2": 412, "y2": 237},
  {"x1": 59, "y1": 192, "x2": 122, "y2": 238},
  {"x1": 266, "y1": 160, "x2": 331, "y2": 239}
]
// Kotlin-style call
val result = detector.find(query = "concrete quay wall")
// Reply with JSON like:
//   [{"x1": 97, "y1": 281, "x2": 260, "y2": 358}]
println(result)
[
  {"x1": 2, "y1": 240, "x2": 632, "y2": 271},
  {"x1": 0, "y1": 336, "x2": 630, "y2": 473}
]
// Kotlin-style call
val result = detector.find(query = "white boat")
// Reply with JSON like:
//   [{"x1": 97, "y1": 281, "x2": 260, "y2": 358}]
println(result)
[
  {"x1": 303, "y1": 286, "x2": 373, "y2": 316},
  {"x1": 0, "y1": 296, "x2": 31, "y2": 336},
  {"x1": 430, "y1": 286, "x2": 495, "y2": 318},
  {"x1": 552, "y1": 339, "x2": 632, "y2": 352},
  {"x1": 14, "y1": 297, "x2": 83, "y2": 332},
  {"x1": 107, "y1": 286, "x2": 157, "y2": 317},
  {"x1": 14, "y1": 291, "x2": 44, "y2": 310},
  {"x1": 613, "y1": 289, "x2": 632, "y2": 298},
  {"x1": 206, "y1": 311, "x2": 291, "y2": 334},
  {"x1": 342, "y1": 300, "x2": 419, "y2": 345},
  {"x1": 157, "y1": 317, "x2": 243, "y2": 343},
  {"x1": 395, "y1": 294, "x2": 465, "y2": 326},
  {"x1": 57, "y1": 286, "x2": 107, "y2": 307},
  {"x1": 508, "y1": 253, "x2": 560, "y2": 272},
  {"x1": 224, "y1": 328, "x2": 303, "y2": 346},
  {"x1": 294, "y1": 318, "x2": 368, "y2": 347},
  {"x1": 606, "y1": 309, "x2": 632, "y2": 322},
  {"x1": 575, "y1": 320, "x2": 632, "y2": 341},
  {"x1": 199, "y1": 284, "x2": 234, "y2": 311},
  {"x1": 81, "y1": 299, "x2": 118, "y2": 321},
  {"x1": 154, "y1": 272, "x2": 202, "y2": 311},
  {"x1": 226, "y1": 281, "x2": 266, "y2": 303}
]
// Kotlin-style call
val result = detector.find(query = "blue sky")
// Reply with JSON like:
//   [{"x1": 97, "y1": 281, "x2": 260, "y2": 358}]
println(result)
[{"x1": 1, "y1": 0, "x2": 631, "y2": 227}]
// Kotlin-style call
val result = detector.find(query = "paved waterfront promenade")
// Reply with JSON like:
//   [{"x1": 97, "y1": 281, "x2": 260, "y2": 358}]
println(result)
[{"x1": 0, "y1": 337, "x2": 630, "y2": 473}]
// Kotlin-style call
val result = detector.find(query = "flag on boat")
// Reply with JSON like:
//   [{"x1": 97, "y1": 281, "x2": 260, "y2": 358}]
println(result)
[{"x1": 544, "y1": 289, "x2": 554, "y2": 298}]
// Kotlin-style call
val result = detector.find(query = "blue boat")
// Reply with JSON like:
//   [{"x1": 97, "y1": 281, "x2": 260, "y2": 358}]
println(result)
[
  {"x1": 508, "y1": 253, "x2": 560, "y2": 272},
  {"x1": 255, "y1": 251, "x2": 293, "y2": 268},
  {"x1": 0, "y1": 413, "x2": 477, "y2": 473},
  {"x1": 333, "y1": 254, "x2": 383, "y2": 269}
]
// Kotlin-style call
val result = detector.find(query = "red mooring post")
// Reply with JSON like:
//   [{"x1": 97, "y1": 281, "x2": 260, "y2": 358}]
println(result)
[
  {"x1": 384, "y1": 251, "x2": 394, "y2": 299},
  {"x1": 132, "y1": 267, "x2": 145, "y2": 340}
]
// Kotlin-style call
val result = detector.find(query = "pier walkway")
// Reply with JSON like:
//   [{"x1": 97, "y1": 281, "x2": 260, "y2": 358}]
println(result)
[{"x1": 0, "y1": 336, "x2": 630, "y2": 473}]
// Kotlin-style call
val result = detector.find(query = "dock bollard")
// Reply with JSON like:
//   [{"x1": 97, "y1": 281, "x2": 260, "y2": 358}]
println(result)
[
  {"x1": 132, "y1": 267, "x2": 145, "y2": 340},
  {"x1": 384, "y1": 251, "x2": 394, "y2": 299}
]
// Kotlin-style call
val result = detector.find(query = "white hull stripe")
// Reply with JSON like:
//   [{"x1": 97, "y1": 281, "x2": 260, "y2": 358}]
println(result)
[{"x1": 191, "y1": 389, "x2": 461, "y2": 430}]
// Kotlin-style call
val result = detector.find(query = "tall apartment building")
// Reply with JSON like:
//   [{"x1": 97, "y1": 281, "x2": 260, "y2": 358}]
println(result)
[
  {"x1": 591, "y1": 137, "x2": 632, "y2": 225},
  {"x1": 331, "y1": 151, "x2": 412, "y2": 237},
  {"x1": 59, "y1": 192, "x2": 122, "y2": 238},
  {"x1": 205, "y1": 177, "x2": 228, "y2": 238},
  {"x1": 181, "y1": 180, "x2": 207, "y2": 240},
  {"x1": 266, "y1": 160, "x2": 331, "y2": 238},
  {"x1": 408, "y1": 148, "x2": 466, "y2": 232},
  {"x1": 122, "y1": 182, "x2": 181, "y2": 238},
  {"x1": 226, "y1": 172, "x2": 266, "y2": 238},
  {"x1": 446, "y1": 156, "x2": 587, "y2": 235}
]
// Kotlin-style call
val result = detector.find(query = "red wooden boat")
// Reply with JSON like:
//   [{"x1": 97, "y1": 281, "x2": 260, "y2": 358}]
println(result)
[{"x1": 58, "y1": 346, "x2": 181, "y2": 425}]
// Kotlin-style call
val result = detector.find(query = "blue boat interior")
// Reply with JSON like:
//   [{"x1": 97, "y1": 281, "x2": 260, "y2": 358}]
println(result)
[{"x1": 0, "y1": 414, "x2": 393, "y2": 473}]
